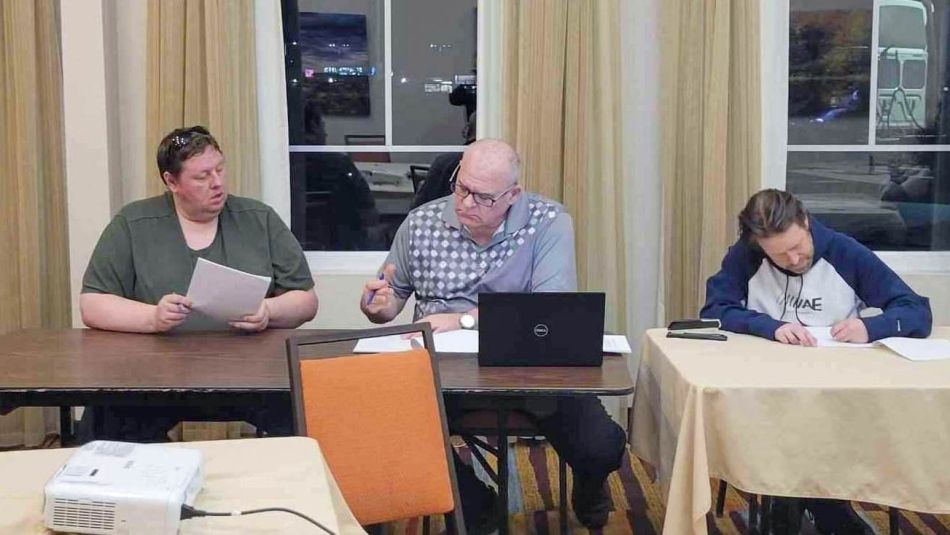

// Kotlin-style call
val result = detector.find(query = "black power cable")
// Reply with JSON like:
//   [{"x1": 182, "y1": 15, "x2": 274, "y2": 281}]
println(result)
[{"x1": 181, "y1": 503, "x2": 337, "y2": 535}]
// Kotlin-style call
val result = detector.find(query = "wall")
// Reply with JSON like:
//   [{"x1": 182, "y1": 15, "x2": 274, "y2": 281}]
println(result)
[
  {"x1": 62, "y1": 0, "x2": 116, "y2": 328},
  {"x1": 903, "y1": 273, "x2": 950, "y2": 325},
  {"x1": 300, "y1": 273, "x2": 415, "y2": 329}
]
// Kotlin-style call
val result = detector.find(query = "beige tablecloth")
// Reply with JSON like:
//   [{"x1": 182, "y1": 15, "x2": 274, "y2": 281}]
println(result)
[
  {"x1": 630, "y1": 327, "x2": 950, "y2": 535},
  {"x1": 0, "y1": 437, "x2": 366, "y2": 534}
]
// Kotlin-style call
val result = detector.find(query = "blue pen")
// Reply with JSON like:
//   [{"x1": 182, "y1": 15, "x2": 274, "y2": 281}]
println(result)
[{"x1": 366, "y1": 272, "x2": 385, "y2": 305}]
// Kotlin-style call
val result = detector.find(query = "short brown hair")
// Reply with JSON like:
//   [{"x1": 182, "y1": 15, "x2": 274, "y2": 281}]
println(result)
[
  {"x1": 738, "y1": 189, "x2": 809, "y2": 243},
  {"x1": 156, "y1": 126, "x2": 222, "y2": 183}
]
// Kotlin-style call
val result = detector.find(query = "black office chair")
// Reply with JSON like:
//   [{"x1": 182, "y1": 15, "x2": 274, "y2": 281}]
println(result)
[
  {"x1": 450, "y1": 404, "x2": 570, "y2": 535},
  {"x1": 410, "y1": 165, "x2": 430, "y2": 193},
  {"x1": 715, "y1": 483, "x2": 901, "y2": 535}
]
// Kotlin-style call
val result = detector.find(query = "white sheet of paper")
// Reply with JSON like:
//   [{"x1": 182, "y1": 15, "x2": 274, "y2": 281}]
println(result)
[
  {"x1": 603, "y1": 335, "x2": 633, "y2": 354},
  {"x1": 185, "y1": 258, "x2": 271, "y2": 322},
  {"x1": 805, "y1": 326, "x2": 875, "y2": 348},
  {"x1": 878, "y1": 337, "x2": 950, "y2": 361},
  {"x1": 352, "y1": 331, "x2": 477, "y2": 353},
  {"x1": 433, "y1": 330, "x2": 479, "y2": 352},
  {"x1": 352, "y1": 334, "x2": 414, "y2": 353},
  {"x1": 354, "y1": 330, "x2": 631, "y2": 355}
]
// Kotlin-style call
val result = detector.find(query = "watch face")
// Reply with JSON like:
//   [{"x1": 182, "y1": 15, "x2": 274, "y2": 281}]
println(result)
[{"x1": 460, "y1": 314, "x2": 475, "y2": 329}]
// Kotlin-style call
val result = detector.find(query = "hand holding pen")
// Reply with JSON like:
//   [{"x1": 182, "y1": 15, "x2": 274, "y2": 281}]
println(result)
[{"x1": 361, "y1": 264, "x2": 397, "y2": 316}]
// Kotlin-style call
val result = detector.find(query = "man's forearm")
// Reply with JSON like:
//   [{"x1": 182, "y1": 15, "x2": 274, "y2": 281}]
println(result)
[
  {"x1": 365, "y1": 297, "x2": 406, "y2": 324},
  {"x1": 80, "y1": 293, "x2": 158, "y2": 333},
  {"x1": 267, "y1": 289, "x2": 318, "y2": 328}
]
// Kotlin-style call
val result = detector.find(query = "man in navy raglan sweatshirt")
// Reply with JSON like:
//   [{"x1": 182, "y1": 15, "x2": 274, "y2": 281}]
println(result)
[
  {"x1": 704, "y1": 189, "x2": 931, "y2": 346},
  {"x1": 702, "y1": 189, "x2": 932, "y2": 534}
]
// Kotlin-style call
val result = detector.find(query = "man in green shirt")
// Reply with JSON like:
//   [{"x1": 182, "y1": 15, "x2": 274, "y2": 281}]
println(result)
[
  {"x1": 78, "y1": 126, "x2": 317, "y2": 440},
  {"x1": 81, "y1": 125, "x2": 317, "y2": 332}
]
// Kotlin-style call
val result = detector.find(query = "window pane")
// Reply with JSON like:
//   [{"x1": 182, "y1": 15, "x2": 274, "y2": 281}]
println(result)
[
  {"x1": 289, "y1": 151, "x2": 462, "y2": 250},
  {"x1": 788, "y1": 0, "x2": 873, "y2": 145},
  {"x1": 787, "y1": 151, "x2": 950, "y2": 250},
  {"x1": 875, "y1": 1, "x2": 949, "y2": 144},
  {"x1": 391, "y1": 0, "x2": 477, "y2": 145},
  {"x1": 285, "y1": 1, "x2": 386, "y2": 145}
]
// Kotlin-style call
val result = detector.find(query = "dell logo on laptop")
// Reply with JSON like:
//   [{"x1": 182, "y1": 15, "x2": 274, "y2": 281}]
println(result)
[{"x1": 533, "y1": 324, "x2": 550, "y2": 337}]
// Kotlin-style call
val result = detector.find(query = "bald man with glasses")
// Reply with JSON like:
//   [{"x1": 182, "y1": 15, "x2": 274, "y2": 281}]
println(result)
[{"x1": 360, "y1": 139, "x2": 626, "y2": 531}]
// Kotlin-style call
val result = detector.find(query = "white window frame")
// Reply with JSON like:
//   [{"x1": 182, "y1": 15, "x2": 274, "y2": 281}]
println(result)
[
  {"x1": 263, "y1": 0, "x2": 491, "y2": 274},
  {"x1": 762, "y1": 0, "x2": 950, "y2": 273}
]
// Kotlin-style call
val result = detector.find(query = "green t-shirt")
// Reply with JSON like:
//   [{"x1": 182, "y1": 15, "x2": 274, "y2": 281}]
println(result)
[{"x1": 82, "y1": 193, "x2": 314, "y2": 327}]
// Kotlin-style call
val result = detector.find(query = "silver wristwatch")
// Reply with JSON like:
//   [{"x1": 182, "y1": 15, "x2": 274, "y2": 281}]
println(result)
[{"x1": 459, "y1": 313, "x2": 477, "y2": 330}]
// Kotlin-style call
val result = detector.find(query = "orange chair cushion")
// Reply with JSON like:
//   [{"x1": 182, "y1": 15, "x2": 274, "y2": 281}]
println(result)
[{"x1": 298, "y1": 349, "x2": 455, "y2": 525}]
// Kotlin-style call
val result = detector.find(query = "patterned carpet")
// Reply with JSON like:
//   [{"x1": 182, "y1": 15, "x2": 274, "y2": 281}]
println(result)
[
  {"x1": 10, "y1": 435, "x2": 949, "y2": 534},
  {"x1": 386, "y1": 439, "x2": 950, "y2": 535}
]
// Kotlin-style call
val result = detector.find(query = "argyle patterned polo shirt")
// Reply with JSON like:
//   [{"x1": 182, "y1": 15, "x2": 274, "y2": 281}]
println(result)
[{"x1": 384, "y1": 192, "x2": 577, "y2": 320}]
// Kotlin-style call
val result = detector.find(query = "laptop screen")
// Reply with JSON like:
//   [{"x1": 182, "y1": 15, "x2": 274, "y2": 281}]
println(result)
[{"x1": 477, "y1": 292, "x2": 605, "y2": 366}]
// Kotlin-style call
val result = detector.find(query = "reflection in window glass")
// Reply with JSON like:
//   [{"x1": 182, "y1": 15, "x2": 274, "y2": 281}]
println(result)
[
  {"x1": 289, "y1": 151, "x2": 462, "y2": 251},
  {"x1": 880, "y1": 4, "x2": 928, "y2": 49},
  {"x1": 788, "y1": 0, "x2": 873, "y2": 145},
  {"x1": 787, "y1": 151, "x2": 950, "y2": 250},
  {"x1": 875, "y1": 0, "x2": 948, "y2": 144},
  {"x1": 284, "y1": 0, "x2": 386, "y2": 146},
  {"x1": 391, "y1": 0, "x2": 477, "y2": 145}
]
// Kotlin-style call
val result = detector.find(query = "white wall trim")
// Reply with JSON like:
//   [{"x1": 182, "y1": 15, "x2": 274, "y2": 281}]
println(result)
[
  {"x1": 788, "y1": 144, "x2": 950, "y2": 152},
  {"x1": 256, "y1": 0, "x2": 292, "y2": 225},
  {"x1": 305, "y1": 251, "x2": 388, "y2": 274},
  {"x1": 62, "y1": 0, "x2": 115, "y2": 328},
  {"x1": 877, "y1": 251, "x2": 950, "y2": 274},
  {"x1": 623, "y1": 0, "x2": 663, "y2": 366},
  {"x1": 477, "y1": 0, "x2": 504, "y2": 139},
  {"x1": 761, "y1": 0, "x2": 790, "y2": 190}
]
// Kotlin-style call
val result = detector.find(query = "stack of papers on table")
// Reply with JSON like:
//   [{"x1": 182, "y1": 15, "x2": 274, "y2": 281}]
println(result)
[
  {"x1": 805, "y1": 326, "x2": 950, "y2": 361},
  {"x1": 806, "y1": 327, "x2": 875, "y2": 348},
  {"x1": 352, "y1": 330, "x2": 478, "y2": 353},
  {"x1": 354, "y1": 331, "x2": 633, "y2": 355},
  {"x1": 878, "y1": 337, "x2": 950, "y2": 361}
]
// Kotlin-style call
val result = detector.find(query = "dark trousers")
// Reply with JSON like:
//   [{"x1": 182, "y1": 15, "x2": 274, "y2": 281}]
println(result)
[
  {"x1": 447, "y1": 396, "x2": 626, "y2": 521},
  {"x1": 772, "y1": 497, "x2": 860, "y2": 534},
  {"x1": 78, "y1": 405, "x2": 293, "y2": 443}
]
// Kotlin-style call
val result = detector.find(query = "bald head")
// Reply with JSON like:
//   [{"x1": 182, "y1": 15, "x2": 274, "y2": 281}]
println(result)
[{"x1": 460, "y1": 138, "x2": 521, "y2": 189}]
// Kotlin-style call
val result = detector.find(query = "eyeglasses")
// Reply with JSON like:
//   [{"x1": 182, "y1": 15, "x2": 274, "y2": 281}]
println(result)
[
  {"x1": 168, "y1": 126, "x2": 211, "y2": 152},
  {"x1": 449, "y1": 164, "x2": 515, "y2": 208}
]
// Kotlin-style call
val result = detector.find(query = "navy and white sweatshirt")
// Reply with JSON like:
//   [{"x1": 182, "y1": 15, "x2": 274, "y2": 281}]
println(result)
[{"x1": 701, "y1": 217, "x2": 932, "y2": 342}]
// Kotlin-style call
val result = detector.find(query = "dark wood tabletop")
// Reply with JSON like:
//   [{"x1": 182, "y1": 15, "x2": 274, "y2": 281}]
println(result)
[{"x1": 0, "y1": 329, "x2": 634, "y2": 407}]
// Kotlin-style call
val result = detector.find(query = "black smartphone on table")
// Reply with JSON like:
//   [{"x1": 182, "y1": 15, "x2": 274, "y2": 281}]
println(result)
[
  {"x1": 666, "y1": 331, "x2": 728, "y2": 342},
  {"x1": 667, "y1": 319, "x2": 721, "y2": 331}
]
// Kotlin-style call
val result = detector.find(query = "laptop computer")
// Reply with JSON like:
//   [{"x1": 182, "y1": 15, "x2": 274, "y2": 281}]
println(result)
[{"x1": 478, "y1": 292, "x2": 606, "y2": 367}]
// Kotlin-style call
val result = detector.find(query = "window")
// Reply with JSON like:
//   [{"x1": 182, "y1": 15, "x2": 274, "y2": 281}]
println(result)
[
  {"x1": 281, "y1": 0, "x2": 477, "y2": 252},
  {"x1": 785, "y1": 0, "x2": 950, "y2": 252}
]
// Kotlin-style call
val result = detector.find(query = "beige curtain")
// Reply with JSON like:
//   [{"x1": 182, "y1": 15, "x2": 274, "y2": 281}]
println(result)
[
  {"x1": 500, "y1": 1, "x2": 627, "y2": 332},
  {"x1": 145, "y1": 0, "x2": 260, "y2": 198},
  {"x1": 661, "y1": 0, "x2": 761, "y2": 322},
  {"x1": 0, "y1": 0, "x2": 71, "y2": 447}
]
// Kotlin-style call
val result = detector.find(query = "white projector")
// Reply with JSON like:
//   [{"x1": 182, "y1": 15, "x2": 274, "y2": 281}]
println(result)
[{"x1": 44, "y1": 441, "x2": 203, "y2": 535}]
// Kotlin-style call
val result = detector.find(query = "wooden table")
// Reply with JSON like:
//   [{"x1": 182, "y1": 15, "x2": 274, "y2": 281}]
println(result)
[
  {"x1": 0, "y1": 328, "x2": 634, "y2": 535},
  {"x1": 0, "y1": 328, "x2": 633, "y2": 406},
  {"x1": 0, "y1": 436, "x2": 366, "y2": 534}
]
